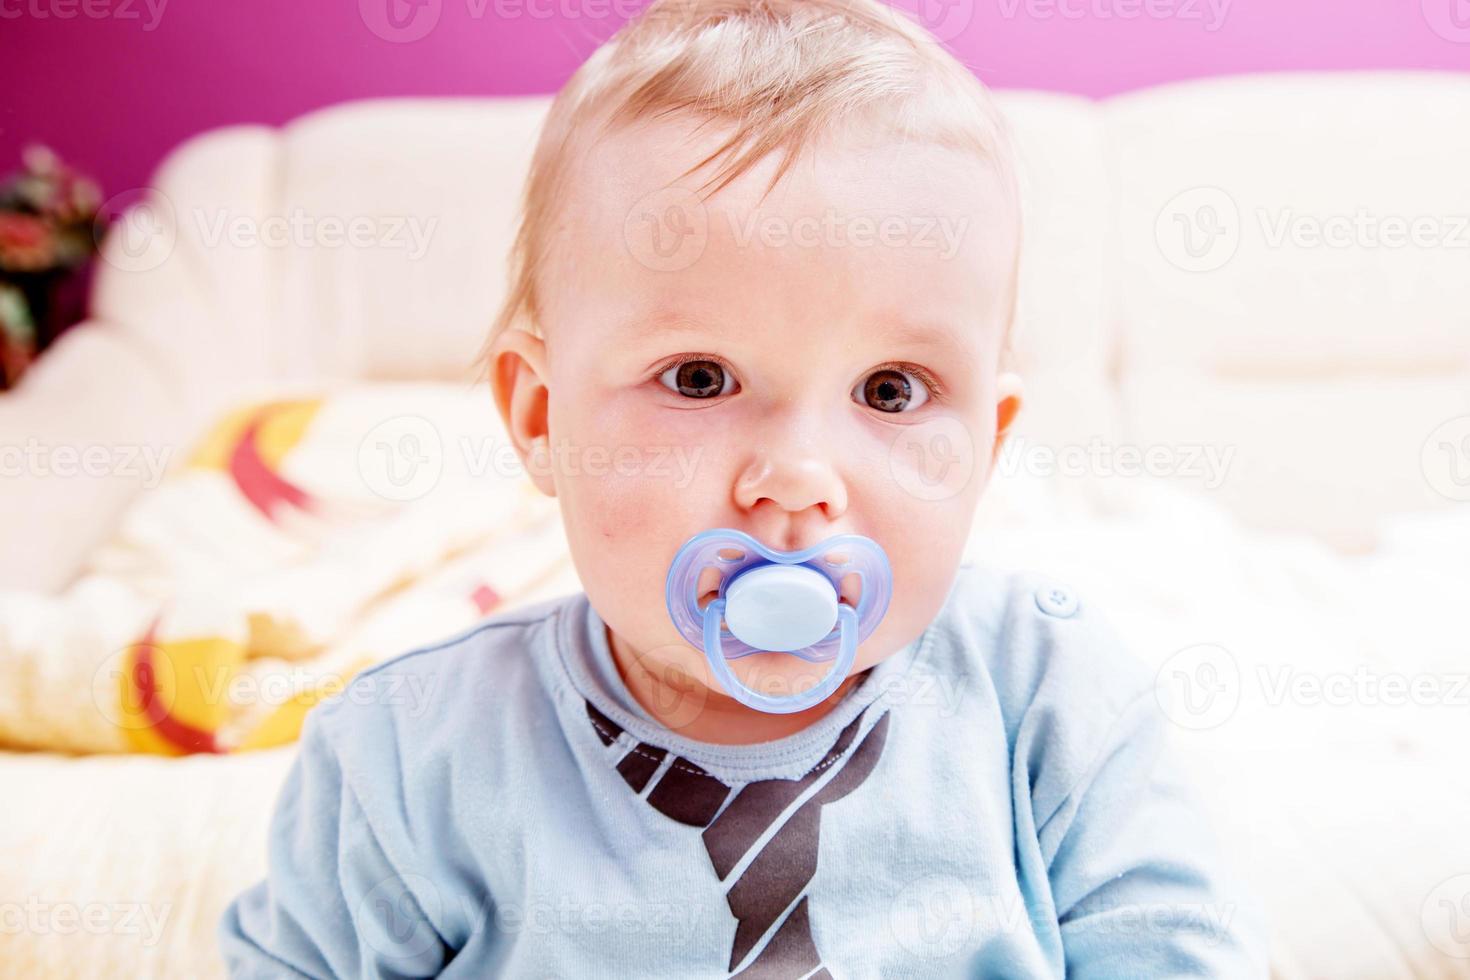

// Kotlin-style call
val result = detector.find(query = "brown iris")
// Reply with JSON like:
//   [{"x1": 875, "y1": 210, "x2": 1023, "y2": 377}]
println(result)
[
  {"x1": 673, "y1": 360, "x2": 726, "y2": 398},
  {"x1": 861, "y1": 369, "x2": 912, "y2": 412}
]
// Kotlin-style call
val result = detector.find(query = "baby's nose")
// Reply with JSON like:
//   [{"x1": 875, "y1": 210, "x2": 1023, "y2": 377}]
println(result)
[{"x1": 733, "y1": 454, "x2": 848, "y2": 521}]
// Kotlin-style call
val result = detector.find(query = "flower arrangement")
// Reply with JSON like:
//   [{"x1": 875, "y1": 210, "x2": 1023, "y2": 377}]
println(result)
[{"x1": 0, "y1": 145, "x2": 102, "y2": 389}]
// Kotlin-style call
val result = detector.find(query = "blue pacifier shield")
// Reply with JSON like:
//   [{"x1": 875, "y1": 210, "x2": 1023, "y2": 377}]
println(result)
[{"x1": 664, "y1": 528, "x2": 892, "y2": 714}]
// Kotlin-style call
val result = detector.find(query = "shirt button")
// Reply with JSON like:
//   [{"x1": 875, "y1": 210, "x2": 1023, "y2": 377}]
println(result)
[{"x1": 1035, "y1": 583, "x2": 1078, "y2": 618}]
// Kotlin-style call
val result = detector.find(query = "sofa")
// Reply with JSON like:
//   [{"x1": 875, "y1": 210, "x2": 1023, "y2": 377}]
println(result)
[{"x1": 2, "y1": 72, "x2": 1468, "y2": 977}]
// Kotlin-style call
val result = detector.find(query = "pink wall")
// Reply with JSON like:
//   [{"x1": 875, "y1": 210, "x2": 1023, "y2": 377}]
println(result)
[{"x1": 3, "y1": 0, "x2": 1469, "y2": 195}]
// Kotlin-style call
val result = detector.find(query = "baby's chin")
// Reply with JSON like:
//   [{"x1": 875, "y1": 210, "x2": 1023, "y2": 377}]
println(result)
[
  {"x1": 607, "y1": 623, "x2": 881, "y2": 721},
  {"x1": 722, "y1": 649, "x2": 859, "y2": 699}
]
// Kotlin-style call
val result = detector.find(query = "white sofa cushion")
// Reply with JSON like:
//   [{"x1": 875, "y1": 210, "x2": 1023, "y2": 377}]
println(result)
[
  {"x1": 1105, "y1": 72, "x2": 1470, "y2": 547},
  {"x1": 273, "y1": 97, "x2": 551, "y2": 384}
]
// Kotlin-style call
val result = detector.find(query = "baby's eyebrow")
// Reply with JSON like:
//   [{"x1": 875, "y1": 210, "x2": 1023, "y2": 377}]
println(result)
[
  {"x1": 617, "y1": 308, "x2": 979, "y2": 363},
  {"x1": 618, "y1": 310, "x2": 713, "y2": 339},
  {"x1": 869, "y1": 315, "x2": 978, "y2": 362}
]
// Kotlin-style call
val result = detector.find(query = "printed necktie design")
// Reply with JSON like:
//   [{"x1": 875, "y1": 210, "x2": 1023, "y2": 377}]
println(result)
[{"x1": 585, "y1": 700, "x2": 891, "y2": 977}]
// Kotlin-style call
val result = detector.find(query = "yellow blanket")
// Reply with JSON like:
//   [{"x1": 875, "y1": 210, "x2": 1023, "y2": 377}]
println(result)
[{"x1": 0, "y1": 382, "x2": 577, "y2": 755}]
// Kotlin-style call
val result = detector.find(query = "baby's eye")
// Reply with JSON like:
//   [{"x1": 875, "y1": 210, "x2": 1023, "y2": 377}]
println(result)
[
  {"x1": 659, "y1": 358, "x2": 737, "y2": 399},
  {"x1": 853, "y1": 367, "x2": 929, "y2": 413}
]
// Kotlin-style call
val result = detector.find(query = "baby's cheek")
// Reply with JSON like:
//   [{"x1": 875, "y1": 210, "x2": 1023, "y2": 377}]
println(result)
[
  {"x1": 864, "y1": 492, "x2": 974, "y2": 621},
  {"x1": 571, "y1": 465, "x2": 684, "y2": 539},
  {"x1": 572, "y1": 432, "x2": 721, "y2": 538},
  {"x1": 560, "y1": 467, "x2": 699, "y2": 617}
]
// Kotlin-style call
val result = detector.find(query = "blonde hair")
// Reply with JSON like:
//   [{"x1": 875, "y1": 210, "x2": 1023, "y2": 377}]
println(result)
[{"x1": 481, "y1": 0, "x2": 1021, "y2": 372}]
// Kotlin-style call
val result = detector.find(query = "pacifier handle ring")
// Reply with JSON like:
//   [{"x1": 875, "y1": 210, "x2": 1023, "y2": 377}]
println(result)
[{"x1": 701, "y1": 599, "x2": 860, "y2": 714}]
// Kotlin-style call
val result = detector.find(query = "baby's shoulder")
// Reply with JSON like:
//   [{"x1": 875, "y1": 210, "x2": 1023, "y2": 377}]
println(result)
[
  {"x1": 303, "y1": 591, "x2": 576, "y2": 804},
  {"x1": 318, "y1": 592, "x2": 568, "y2": 725},
  {"x1": 936, "y1": 563, "x2": 1155, "y2": 739}
]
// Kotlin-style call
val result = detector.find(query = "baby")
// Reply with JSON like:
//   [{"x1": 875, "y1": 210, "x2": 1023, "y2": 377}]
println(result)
[{"x1": 220, "y1": 0, "x2": 1266, "y2": 975}]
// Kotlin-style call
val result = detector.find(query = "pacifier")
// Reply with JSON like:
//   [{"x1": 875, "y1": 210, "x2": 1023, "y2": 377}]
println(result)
[{"x1": 665, "y1": 528, "x2": 892, "y2": 714}]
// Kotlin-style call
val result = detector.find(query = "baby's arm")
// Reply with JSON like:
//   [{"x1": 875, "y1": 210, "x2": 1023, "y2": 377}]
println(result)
[
  {"x1": 1034, "y1": 685, "x2": 1267, "y2": 976},
  {"x1": 976, "y1": 572, "x2": 1269, "y2": 977},
  {"x1": 218, "y1": 709, "x2": 451, "y2": 978}
]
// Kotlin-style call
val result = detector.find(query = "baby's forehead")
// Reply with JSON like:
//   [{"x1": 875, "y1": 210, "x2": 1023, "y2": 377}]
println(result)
[
  {"x1": 552, "y1": 115, "x2": 1019, "y2": 295},
  {"x1": 574, "y1": 113, "x2": 1012, "y2": 223},
  {"x1": 534, "y1": 115, "x2": 1021, "y2": 356}
]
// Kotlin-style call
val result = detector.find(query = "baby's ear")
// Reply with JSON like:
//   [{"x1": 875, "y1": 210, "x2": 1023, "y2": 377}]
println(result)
[
  {"x1": 488, "y1": 329, "x2": 556, "y2": 498},
  {"x1": 991, "y1": 371, "x2": 1024, "y2": 464}
]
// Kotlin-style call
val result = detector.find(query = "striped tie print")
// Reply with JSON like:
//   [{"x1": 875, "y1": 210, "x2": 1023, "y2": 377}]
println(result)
[{"x1": 585, "y1": 700, "x2": 892, "y2": 977}]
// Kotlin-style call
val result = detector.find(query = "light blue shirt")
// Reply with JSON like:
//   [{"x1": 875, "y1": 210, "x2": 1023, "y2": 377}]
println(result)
[{"x1": 218, "y1": 562, "x2": 1268, "y2": 978}]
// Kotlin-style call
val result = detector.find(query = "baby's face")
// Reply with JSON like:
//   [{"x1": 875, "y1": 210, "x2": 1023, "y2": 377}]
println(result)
[{"x1": 495, "y1": 115, "x2": 1021, "y2": 730}]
